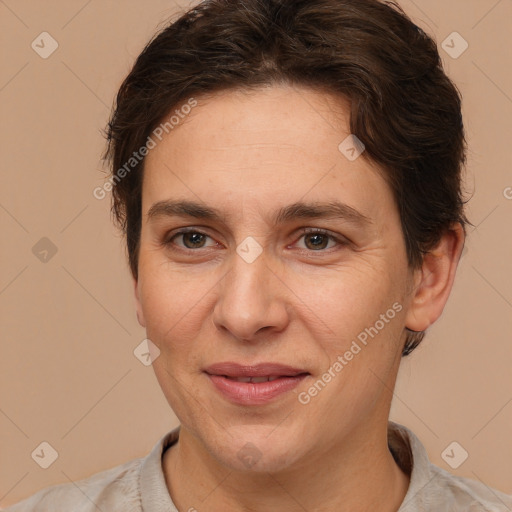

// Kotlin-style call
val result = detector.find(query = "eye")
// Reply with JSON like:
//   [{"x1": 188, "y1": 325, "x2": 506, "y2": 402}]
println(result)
[
  {"x1": 165, "y1": 229, "x2": 217, "y2": 250},
  {"x1": 163, "y1": 227, "x2": 348, "y2": 254},
  {"x1": 294, "y1": 228, "x2": 347, "y2": 251}
]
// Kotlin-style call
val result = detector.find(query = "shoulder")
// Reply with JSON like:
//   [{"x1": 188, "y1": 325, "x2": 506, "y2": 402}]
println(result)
[
  {"x1": 3, "y1": 457, "x2": 143, "y2": 512},
  {"x1": 389, "y1": 421, "x2": 512, "y2": 512},
  {"x1": 3, "y1": 428, "x2": 180, "y2": 512},
  {"x1": 426, "y1": 464, "x2": 512, "y2": 511}
]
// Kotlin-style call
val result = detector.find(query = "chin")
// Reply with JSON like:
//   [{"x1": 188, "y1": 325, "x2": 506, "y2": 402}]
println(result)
[
  {"x1": 209, "y1": 425, "x2": 303, "y2": 473},
  {"x1": 226, "y1": 445, "x2": 301, "y2": 474}
]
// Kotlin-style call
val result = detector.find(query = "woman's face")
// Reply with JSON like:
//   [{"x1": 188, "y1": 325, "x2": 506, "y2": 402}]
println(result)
[{"x1": 135, "y1": 84, "x2": 419, "y2": 472}]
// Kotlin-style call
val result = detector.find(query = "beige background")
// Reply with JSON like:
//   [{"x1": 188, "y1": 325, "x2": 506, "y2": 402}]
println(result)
[{"x1": 1, "y1": 0, "x2": 511, "y2": 507}]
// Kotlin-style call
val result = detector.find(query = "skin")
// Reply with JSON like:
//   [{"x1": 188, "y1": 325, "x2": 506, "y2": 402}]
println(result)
[{"x1": 134, "y1": 84, "x2": 465, "y2": 511}]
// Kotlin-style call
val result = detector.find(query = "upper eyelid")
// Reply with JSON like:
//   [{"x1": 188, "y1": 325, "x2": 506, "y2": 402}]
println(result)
[
  {"x1": 166, "y1": 228, "x2": 217, "y2": 247},
  {"x1": 293, "y1": 228, "x2": 348, "y2": 248}
]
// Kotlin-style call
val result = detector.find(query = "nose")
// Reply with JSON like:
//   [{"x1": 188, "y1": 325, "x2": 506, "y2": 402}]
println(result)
[{"x1": 212, "y1": 248, "x2": 290, "y2": 342}]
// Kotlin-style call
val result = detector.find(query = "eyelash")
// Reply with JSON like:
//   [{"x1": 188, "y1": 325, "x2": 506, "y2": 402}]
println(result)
[{"x1": 163, "y1": 227, "x2": 348, "y2": 254}]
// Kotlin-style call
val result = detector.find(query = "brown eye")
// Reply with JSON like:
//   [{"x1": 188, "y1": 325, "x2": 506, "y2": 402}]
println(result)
[
  {"x1": 165, "y1": 229, "x2": 216, "y2": 250},
  {"x1": 181, "y1": 232, "x2": 207, "y2": 248},
  {"x1": 295, "y1": 228, "x2": 346, "y2": 252},
  {"x1": 304, "y1": 233, "x2": 330, "y2": 250}
]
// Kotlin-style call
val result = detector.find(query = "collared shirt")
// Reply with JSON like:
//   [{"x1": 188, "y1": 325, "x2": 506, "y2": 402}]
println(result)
[{"x1": 4, "y1": 421, "x2": 511, "y2": 511}]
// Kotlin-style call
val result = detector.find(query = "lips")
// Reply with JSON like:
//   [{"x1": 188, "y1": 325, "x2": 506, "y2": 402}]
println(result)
[
  {"x1": 225, "y1": 375, "x2": 281, "y2": 383},
  {"x1": 204, "y1": 362, "x2": 309, "y2": 405},
  {"x1": 204, "y1": 362, "x2": 308, "y2": 378}
]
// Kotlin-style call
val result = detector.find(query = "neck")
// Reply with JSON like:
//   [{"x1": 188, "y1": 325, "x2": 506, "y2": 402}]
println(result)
[{"x1": 163, "y1": 419, "x2": 410, "y2": 512}]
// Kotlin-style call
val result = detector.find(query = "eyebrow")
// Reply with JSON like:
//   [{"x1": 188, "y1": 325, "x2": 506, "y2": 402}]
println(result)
[{"x1": 146, "y1": 199, "x2": 373, "y2": 227}]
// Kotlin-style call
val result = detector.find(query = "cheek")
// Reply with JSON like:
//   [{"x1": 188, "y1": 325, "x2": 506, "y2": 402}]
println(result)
[
  {"x1": 295, "y1": 264, "x2": 399, "y2": 345},
  {"x1": 138, "y1": 261, "x2": 215, "y2": 353}
]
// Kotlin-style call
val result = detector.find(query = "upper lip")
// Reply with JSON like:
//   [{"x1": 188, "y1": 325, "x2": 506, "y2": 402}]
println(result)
[{"x1": 204, "y1": 362, "x2": 309, "y2": 378}]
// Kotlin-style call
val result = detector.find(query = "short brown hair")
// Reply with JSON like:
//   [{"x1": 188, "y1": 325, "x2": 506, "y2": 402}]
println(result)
[{"x1": 103, "y1": 0, "x2": 472, "y2": 356}]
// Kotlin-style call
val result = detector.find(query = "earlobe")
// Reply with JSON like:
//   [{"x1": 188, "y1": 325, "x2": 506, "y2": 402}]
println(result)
[
  {"x1": 404, "y1": 222, "x2": 465, "y2": 333},
  {"x1": 133, "y1": 277, "x2": 147, "y2": 328}
]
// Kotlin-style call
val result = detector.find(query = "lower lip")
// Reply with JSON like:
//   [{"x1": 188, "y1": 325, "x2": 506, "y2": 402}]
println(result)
[{"x1": 207, "y1": 373, "x2": 308, "y2": 405}]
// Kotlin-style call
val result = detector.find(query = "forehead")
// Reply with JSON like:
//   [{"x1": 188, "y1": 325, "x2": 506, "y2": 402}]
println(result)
[
  {"x1": 141, "y1": 85, "x2": 394, "y2": 226},
  {"x1": 148, "y1": 85, "x2": 353, "y2": 164}
]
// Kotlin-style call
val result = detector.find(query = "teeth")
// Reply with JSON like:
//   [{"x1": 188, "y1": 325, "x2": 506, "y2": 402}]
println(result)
[
  {"x1": 251, "y1": 376, "x2": 271, "y2": 383},
  {"x1": 233, "y1": 377, "x2": 252, "y2": 383},
  {"x1": 226, "y1": 376, "x2": 282, "y2": 383}
]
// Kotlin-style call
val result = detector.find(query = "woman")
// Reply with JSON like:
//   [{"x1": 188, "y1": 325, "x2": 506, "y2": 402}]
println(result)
[{"x1": 7, "y1": 0, "x2": 511, "y2": 510}]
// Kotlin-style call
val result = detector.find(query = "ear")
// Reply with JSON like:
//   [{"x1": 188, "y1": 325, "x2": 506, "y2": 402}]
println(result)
[
  {"x1": 133, "y1": 276, "x2": 146, "y2": 328},
  {"x1": 405, "y1": 222, "x2": 466, "y2": 332}
]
